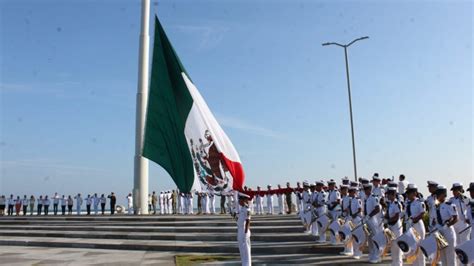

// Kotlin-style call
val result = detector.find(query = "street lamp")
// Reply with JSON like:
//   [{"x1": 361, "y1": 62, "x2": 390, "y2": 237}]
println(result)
[{"x1": 322, "y1": 36, "x2": 369, "y2": 182}]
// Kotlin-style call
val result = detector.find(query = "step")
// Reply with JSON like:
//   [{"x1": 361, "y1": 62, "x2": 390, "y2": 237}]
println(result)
[
  {"x1": 0, "y1": 236, "x2": 343, "y2": 255},
  {"x1": 0, "y1": 230, "x2": 315, "y2": 242},
  {"x1": 0, "y1": 225, "x2": 305, "y2": 233}
]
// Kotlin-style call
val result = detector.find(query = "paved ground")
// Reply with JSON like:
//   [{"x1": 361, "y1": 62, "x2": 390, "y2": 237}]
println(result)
[{"x1": 0, "y1": 246, "x2": 176, "y2": 266}]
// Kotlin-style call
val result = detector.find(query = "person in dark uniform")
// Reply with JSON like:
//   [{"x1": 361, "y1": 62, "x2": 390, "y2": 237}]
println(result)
[
  {"x1": 108, "y1": 192, "x2": 116, "y2": 215},
  {"x1": 284, "y1": 182, "x2": 294, "y2": 214}
]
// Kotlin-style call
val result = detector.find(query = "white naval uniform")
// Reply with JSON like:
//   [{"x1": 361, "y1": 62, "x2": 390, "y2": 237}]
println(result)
[
  {"x1": 74, "y1": 195, "x2": 83, "y2": 215},
  {"x1": 255, "y1": 192, "x2": 264, "y2": 215},
  {"x1": 159, "y1": 193, "x2": 164, "y2": 214},
  {"x1": 309, "y1": 191, "x2": 319, "y2": 236},
  {"x1": 178, "y1": 194, "x2": 184, "y2": 214},
  {"x1": 425, "y1": 194, "x2": 437, "y2": 229},
  {"x1": 237, "y1": 205, "x2": 251, "y2": 266},
  {"x1": 277, "y1": 192, "x2": 284, "y2": 215},
  {"x1": 387, "y1": 200, "x2": 402, "y2": 266},
  {"x1": 341, "y1": 195, "x2": 353, "y2": 255},
  {"x1": 450, "y1": 196, "x2": 471, "y2": 245},
  {"x1": 93, "y1": 196, "x2": 99, "y2": 214},
  {"x1": 398, "y1": 180, "x2": 408, "y2": 195},
  {"x1": 434, "y1": 202, "x2": 458, "y2": 266},
  {"x1": 301, "y1": 190, "x2": 312, "y2": 228},
  {"x1": 467, "y1": 198, "x2": 474, "y2": 239},
  {"x1": 315, "y1": 190, "x2": 327, "y2": 242},
  {"x1": 364, "y1": 194, "x2": 383, "y2": 262},
  {"x1": 372, "y1": 186, "x2": 385, "y2": 199},
  {"x1": 295, "y1": 189, "x2": 303, "y2": 212},
  {"x1": 406, "y1": 198, "x2": 426, "y2": 266},
  {"x1": 209, "y1": 192, "x2": 215, "y2": 214},
  {"x1": 349, "y1": 196, "x2": 363, "y2": 258},
  {"x1": 266, "y1": 192, "x2": 274, "y2": 215},
  {"x1": 126, "y1": 195, "x2": 133, "y2": 214},
  {"x1": 327, "y1": 189, "x2": 341, "y2": 244}
]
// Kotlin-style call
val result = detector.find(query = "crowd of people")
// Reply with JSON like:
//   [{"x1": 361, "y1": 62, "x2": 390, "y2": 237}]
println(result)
[
  {"x1": 235, "y1": 175, "x2": 474, "y2": 266},
  {"x1": 2, "y1": 176, "x2": 473, "y2": 266}
]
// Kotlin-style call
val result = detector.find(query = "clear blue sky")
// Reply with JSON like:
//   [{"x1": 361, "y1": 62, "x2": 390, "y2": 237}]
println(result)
[{"x1": 1, "y1": 0, "x2": 472, "y2": 204}]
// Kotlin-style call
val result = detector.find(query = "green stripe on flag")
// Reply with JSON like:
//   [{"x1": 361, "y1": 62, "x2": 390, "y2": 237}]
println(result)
[{"x1": 143, "y1": 16, "x2": 195, "y2": 192}]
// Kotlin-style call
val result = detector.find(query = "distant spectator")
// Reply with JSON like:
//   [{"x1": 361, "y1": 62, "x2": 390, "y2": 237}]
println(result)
[
  {"x1": 0, "y1": 195, "x2": 5, "y2": 215},
  {"x1": 151, "y1": 191, "x2": 158, "y2": 215},
  {"x1": 74, "y1": 193, "x2": 83, "y2": 215},
  {"x1": 7, "y1": 195, "x2": 14, "y2": 216},
  {"x1": 86, "y1": 194, "x2": 92, "y2": 215},
  {"x1": 21, "y1": 195, "x2": 28, "y2": 215},
  {"x1": 100, "y1": 194, "x2": 106, "y2": 215},
  {"x1": 60, "y1": 195, "x2": 67, "y2": 215},
  {"x1": 67, "y1": 195, "x2": 74, "y2": 215},
  {"x1": 29, "y1": 195, "x2": 35, "y2": 215},
  {"x1": 37, "y1": 195, "x2": 43, "y2": 215},
  {"x1": 43, "y1": 196, "x2": 50, "y2": 215},
  {"x1": 52, "y1": 192, "x2": 60, "y2": 215},
  {"x1": 93, "y1": 193, "x2": 100, "y2": 215},
  {"x1": 108, "y1": 192, "x2": 116, "y2": 215},
  {"x1": 126, "y1": 193, "x2": 133, "y2": 214},
  {"x1": 15, "y1": 196, "x2": 22, "y2": 216}
]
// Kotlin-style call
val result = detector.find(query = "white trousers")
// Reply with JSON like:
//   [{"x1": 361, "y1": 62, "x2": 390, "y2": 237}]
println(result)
[
  {"x1": 93, "y1": 204, "x2": 98, "y2": 215},
  {"x1": 238, "y1": 234, "x2": 251, "y2": 266},
  {"x1": 210, "y1": 198, "x2": 215, "y2": 214},
  {"x1": 329, "y1": 211, "x2": 339, "y2": 244},
  {"x1": 266, "y1": 198, "x2": 273, "y2": 214},
  {"x1": 76, "y1": 205, "x2": 81, "y2": 215},
  {"x1": 439, "y1": 226, "x2": 457, "y2": 266},
  {"x1": 277, "y1": 197, "x2": 283, "y2": 214}
]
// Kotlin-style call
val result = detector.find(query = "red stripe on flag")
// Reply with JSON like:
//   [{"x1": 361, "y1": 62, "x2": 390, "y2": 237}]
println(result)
[{"x1": 221, "y1": 153, "x2": 245, "y2": 190}]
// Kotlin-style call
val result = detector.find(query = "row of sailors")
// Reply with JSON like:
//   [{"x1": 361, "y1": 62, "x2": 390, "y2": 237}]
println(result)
[
  {"x1": 1, "y1": 193, "x2": 116, "y2": 215},
  {"x1": 297, "y1": 176, "x2": 474, "y2": 265}
]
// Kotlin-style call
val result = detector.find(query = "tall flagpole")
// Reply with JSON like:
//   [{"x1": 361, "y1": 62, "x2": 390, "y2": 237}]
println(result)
[{"x1": 133, "y1": 0, "x2": 150, "y2": 215}]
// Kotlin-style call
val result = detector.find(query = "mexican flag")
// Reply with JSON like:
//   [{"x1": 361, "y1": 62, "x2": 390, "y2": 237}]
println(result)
[{"x1": 143, "y1": 16, "x2": 245, "y2": 194}]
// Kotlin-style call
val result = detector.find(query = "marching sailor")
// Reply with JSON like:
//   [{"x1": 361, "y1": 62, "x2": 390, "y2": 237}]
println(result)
[
  {"x1": 340, "y1": 184, "x2": 353, "y2": 256},
  {"x1": 467, "y1": 182, "x2": 474, "y2": 240},
  {"x1": 385, "y1": 187, "x2": 403, "y2": 266},
  {"x1": 348, "y1": 186, "x2": 363, "y2": 259},
  {"x1": 450, "y1": 183, "x2": 471, "y2": 245},
  {"x1": 159, "y1": 192, "x2": 164, "y2": 215},
  {"x1": 236, "y1": 192, "x2": 252, "y2": 266},
  {"x1": 266, "y1": 185, "x2": 274, "y2": 215},
  {"x1": 327, "y1": 180, "x2": 341, "y2": 245},
  {"x1": 405, "y1": 184, "x2": 425, "y2": 266},
  {"x1": 315, "y1": 180, "x2": 328, "y2": 243},
  {"x1": 363, "y1": 183, "x2": 383, "y2": 264},
  {"x1": 301, "y1": 181, "x2": 312, "y2": 233},
  {"x1": 425, "y1": 180, "x2": 439, "y2": 229},
  {"x1": 371, "y1": 174, "x2": 385, "y2": 198},
  {"x1": 432, "y1": 185, "x2": 458, "y2": 266}
]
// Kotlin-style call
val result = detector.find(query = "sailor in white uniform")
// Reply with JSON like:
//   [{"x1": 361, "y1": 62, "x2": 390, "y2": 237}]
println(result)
[
  {"x1": 159, "y1": 192, "x2": 164, "y2": 214},
  {"x1": 405, "y1": 184, "x2": 426, "y2": 266},
  {"x1": 93, "y1": 193, "x2": 100, "y2": 215},
  {"x1": 348, "y1": 186, "x2": 363, "y2": 259},
  {"x1": 450, "y1": 183, "x2": 471, "y2": 245},
  {"x1": 236, "y1": 193, "x2": 252, "y2": 266},
  {"x1": 385, "y1": 187, "x2": 403, "y2": 266},
  {"x1": 371, "y1": 174, "x2": 385, "y2": 198},
  {"x1": 363, "y1": 183, "x2": 383, "y2": 264},
  {"x1": 266, "y1": 185, "x2": 274, "y2": 215},
  {"x1": 126, "y1": 193, "x2": 133, "y2": 214},
  {"x1": 327, "y1": 180, "x2": 341, "y2": 245},
  {"x1": 339, "y1": 184, "x2": 352, "y2": 256},
  {"x1": 209, "y1": 191, "x2": 216, "y2": 214},
  {"x1": 425, "y1": 180, "x2": 439, "y2": 229},
  {"x1": 74, "y1": 193, "x2": 83, "y2": 215},
  {"x1": 301, "y1": 182, "x2": 312, "y2": 233},
  {"x1": 432, "y1": 185, "x2": 458, "y2": 266},
  {"x1": 467, "y1": 182, "x2": 474, "y2": 240},
  {"x1": 315, "y1": 181, "x2": 328, "y2": 243}
]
